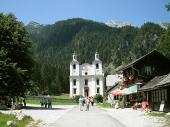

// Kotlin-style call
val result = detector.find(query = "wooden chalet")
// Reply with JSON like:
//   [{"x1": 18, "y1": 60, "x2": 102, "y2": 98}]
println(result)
[
  {"x1": 117, "y1": 50, "x2": 170, "y2": 108},
  {"x1": 140, "y1": 73, "x2": 170, "y2": 112}
]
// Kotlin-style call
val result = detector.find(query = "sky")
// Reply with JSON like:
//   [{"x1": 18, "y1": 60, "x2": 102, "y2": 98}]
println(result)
[{"x1": 0, "y1": 0, "x2": 170, "y2": 26}]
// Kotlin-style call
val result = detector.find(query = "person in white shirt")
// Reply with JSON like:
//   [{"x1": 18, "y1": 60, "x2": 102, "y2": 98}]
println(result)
[{"x1": 79, "y1": 97, "x2": 83, "y2": 111}]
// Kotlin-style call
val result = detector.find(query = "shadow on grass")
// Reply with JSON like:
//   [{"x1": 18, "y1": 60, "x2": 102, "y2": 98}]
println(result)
[{"x1": 24, "y1": 106, "x2": 68, "y2": 110}]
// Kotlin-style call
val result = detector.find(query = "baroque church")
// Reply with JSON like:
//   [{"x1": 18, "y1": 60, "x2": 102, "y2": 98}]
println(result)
[{"x1": 70, "y1": 52, "x2": 104, "y2": 97}]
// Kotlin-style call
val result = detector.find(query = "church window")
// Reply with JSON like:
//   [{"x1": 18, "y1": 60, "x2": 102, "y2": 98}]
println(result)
[
  {"x1": 96, "y1": 63, "x2": 99, "y2": 69},
  {"x1": 73, "y1": 79, "x2": 76, "y2": 86},
  {"x1": 96, "y1": 79, "x2": 99, "y2": 85},
  {"x1": 85, "y1": 72, "x2": 88, "y2": 75},
  {"x1": 73, "y1": 64, "x2": 76, "y2": 69},
  {"x1": 97, "y1": 88, "x2": 100, "y2": 94},
  {"x1": 73, "y1": 88, "x2": 76, "y2": 94},
  {"x1": 85, "y1": 79, "x2": 88, "y2": 85}
]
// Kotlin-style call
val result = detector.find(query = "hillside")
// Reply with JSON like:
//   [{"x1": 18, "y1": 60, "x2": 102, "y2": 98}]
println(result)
[{"x1": 26, "y1": 18, "x2": 165, "y2": 95}]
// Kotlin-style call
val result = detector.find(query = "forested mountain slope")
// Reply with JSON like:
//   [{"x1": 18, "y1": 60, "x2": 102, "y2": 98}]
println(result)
[{"x1": 26, "y1": 18, "x2": 165, "y2": 94}]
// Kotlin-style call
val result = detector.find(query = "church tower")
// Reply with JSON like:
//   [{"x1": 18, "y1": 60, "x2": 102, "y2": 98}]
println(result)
[
  {"x1": 70, "y1": 52, "x2": 79, "y2": 76},
  {"x1": 92, "y1": 52, "x2": 104, "y2": 96},
  {"x1": 93, "y1": 52, "x2": 102, "y2": 75},
  {"x1": 70, "y1": 52, "x2": 80, "y2": 97}
]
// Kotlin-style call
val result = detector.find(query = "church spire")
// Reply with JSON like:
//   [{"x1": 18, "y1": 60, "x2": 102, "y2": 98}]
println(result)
[
  {"x1": 95, "y1": 51, "x2": 99, "y2": 60},
  {"x1": 72, "y1": 52, "x2": 77, "y2": 61}
]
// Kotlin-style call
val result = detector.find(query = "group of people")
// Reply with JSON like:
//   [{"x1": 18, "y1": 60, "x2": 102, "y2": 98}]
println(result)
[
  {"x1": 132, "y1": 100, "x2": 151, "y2": 112},
  {"x1": 40, "y1": 98, "x2": 52, "y2": 108},
  {"x1": 79, "y1": 96, "x2": 94, "y2": 111}
]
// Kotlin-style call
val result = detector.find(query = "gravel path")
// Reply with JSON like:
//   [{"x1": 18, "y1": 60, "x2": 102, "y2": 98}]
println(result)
[
  {"x1": 43, "y1": 106, "x2": 125, "y2": 127},
  {"x1": 104, "y1": 108, "x2": 165, "y2": 127},
  {"x1": 0, "y1": 104, "x2": 75, "y2": 126},
  {"x1": 0, "y1": 105, "x2": 165, "y2": 127}
]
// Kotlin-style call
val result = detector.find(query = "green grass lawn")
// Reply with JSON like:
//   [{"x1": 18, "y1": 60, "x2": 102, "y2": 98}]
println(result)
[
  {"x1": 97, "y1": 103, "x2": 113, "y2": 108},
  {"x1": 0, "y1": 112, "x2": 33, "y2": 127},
  {"x1": 26, "y1": 93, "x2": 78, "y2": 105},
  {"x1": 52, "y1": 93, "x2": 70, "y2": 99},
  {"x1": 148, "y1": 112, "x2": 166, "y2": 117},
  {"x1": 148, "y1": 112, "x2": 170, "y2": 127}
]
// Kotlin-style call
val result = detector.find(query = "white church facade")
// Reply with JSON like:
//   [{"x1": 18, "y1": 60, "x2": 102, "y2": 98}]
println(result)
[{"x1": 70, "y1": 52, "x2": 104, "y2": 97}]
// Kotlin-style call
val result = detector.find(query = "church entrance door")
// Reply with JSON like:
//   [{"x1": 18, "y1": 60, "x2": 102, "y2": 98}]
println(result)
[{"x1": 84, "y1": 87, "x2": 89, "y2": 97}]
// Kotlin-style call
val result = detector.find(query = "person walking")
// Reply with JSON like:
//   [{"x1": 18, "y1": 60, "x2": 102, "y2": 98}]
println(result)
[
  {"x1": 40, "y1": 98, "x2": 44, "y2": 108},
  {"x1": 79, "y1": 96, "x2": 83, "y2": 111},
  {"x1": 90, "y1": 96, "x2": 94, "y2": 106},
  {"x1": 23, "y1": 98, "x2": 26, "y2": 107},
  {"x1": 44, "y1": 99, "x2": 48, "y2": 108},
  {"x1": 48, "y1": 98, "x2": 52, "y2": 108},
  {"x1": 85, "y1": 97, "x2": 90, "y2": 111}
]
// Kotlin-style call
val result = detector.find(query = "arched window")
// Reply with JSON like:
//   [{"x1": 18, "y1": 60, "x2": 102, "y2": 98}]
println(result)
[
  {"x1": 73, "y1": 79, "x2": 76, "y2": 86},
  {"x1": 96, "y1": 79, "x2": 99, "y2": 85},
  {"x1": 96, "y1": 63, "x2": 99, "y2": 69},
  {"x1": 97, "y1": 88, "x2": 100, "y2": 94},
  {"x1": 85, "y1": 79, "x2": 88, "y2": 85},
  {"x1": 73, "y1": 64, "x2": 76, "y2": 69},
  {"x1": 73, "y1": 88, "x2": 76, "y2": 94}
]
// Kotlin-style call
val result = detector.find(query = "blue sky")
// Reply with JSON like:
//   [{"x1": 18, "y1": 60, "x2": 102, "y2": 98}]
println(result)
[{"x1": 0, "y1": 0, "x2": 169, "y2": 26}]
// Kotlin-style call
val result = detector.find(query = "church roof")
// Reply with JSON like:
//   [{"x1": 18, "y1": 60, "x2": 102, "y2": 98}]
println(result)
[{"x1": 70, "y1": 60, "x2": 79, "y2": 64}]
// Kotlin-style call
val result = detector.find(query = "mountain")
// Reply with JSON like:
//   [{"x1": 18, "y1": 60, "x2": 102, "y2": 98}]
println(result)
[
  {"x1": 158, "y1": 22, "x2": 170, "y2": 29},
  {"x1": 26, "y1": 21, "x2": 45, "y2": 34},
  {"x1": 105, "y1": 20, "x2": 132, "y2": 28},
  {"x1": 26, "y1": 18, "x2": 165, "y2": 95}
]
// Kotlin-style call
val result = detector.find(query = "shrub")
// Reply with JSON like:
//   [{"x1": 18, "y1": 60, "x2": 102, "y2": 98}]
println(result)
[
  {"x1": 73, "y1": 95, "x2": 82, "y2": 103},
  {"x1": 95, "y1": 94, "x2": 103, "y2": 103}
]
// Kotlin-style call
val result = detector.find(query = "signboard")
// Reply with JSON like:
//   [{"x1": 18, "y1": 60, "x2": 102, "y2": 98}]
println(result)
[
  {"x1": 124, "y1": 84, "x2": 138, "y2": 95},
  {"x1": 159, "y1": 100, "x2": 165, "y2": 112}
]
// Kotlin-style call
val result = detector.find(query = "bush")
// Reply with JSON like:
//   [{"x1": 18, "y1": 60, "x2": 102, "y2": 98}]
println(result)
[
  {"x1": 95, "y1": 94, "x2": 103, "y2": 103},
  {"x1": 73, "y1": 95, "x2": 82, "y2": 103}
]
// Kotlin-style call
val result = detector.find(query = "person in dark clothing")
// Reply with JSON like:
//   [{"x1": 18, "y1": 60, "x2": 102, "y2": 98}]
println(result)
[
  {"x1": 23, "y1": 98, "x2": 26, "y2": 107},
  {"x1": 48, "y1": 98, "x2": 52, "y2": 108},
  {"x1": 40, "y1": 98, "x2": 44, "y2": 108},
  {"x1": 44, "y1": 99, "x2": 47, "y2": 108}
]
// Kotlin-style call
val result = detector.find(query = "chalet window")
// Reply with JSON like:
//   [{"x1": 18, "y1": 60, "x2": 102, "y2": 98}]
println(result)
[
  {"x1": 152, "y1": 89, "x2": 167, "y2": 103},
  {"x1": 151, "y1": 91, "x2": 154, "y2": 102},
  {"x1": 85, "y1": 79, "x2": 88, "y2": 85},
  {"x1": 145, "y1": 66, "x2": 152, "y2": 75},
  {"x1": 73, "y1": 79, "x2": 76, "y2": 86},
  {"x1": 157, "y1": 90, "x2": 159, "y2": 102},
  {"x1": 73, "y1": 64, "x2": 76, "y2": 69},
  {"x1": 153, "y1": 91, "x2": 156, "y2": 102},
  {"x1": 73, "y1": 88, "x2": 76, "y2": 94},
  {"x1": 96, "y1": 63, "x2": 99, "y2": 69},
  {"x1": 97, "y1": 88, "x2": 100, "y2": 94},
  {"x1": 96, "y1": 79, "x2": 99, "y2": 85},
  {"x1": 164, "y1": 89, "x2": 167, "y2": 101}
]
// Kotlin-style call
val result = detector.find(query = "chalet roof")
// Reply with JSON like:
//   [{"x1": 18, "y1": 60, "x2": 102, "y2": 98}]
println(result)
[
  {"x1": 139, "y1": 73, "x2": 170, "y2": 91},
  {"x1": 117, "y1": 50, "x2": 170, "y2": 71},
  {"x1": 157, "y1": 73, "x2": 170, "y2": 86}
]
